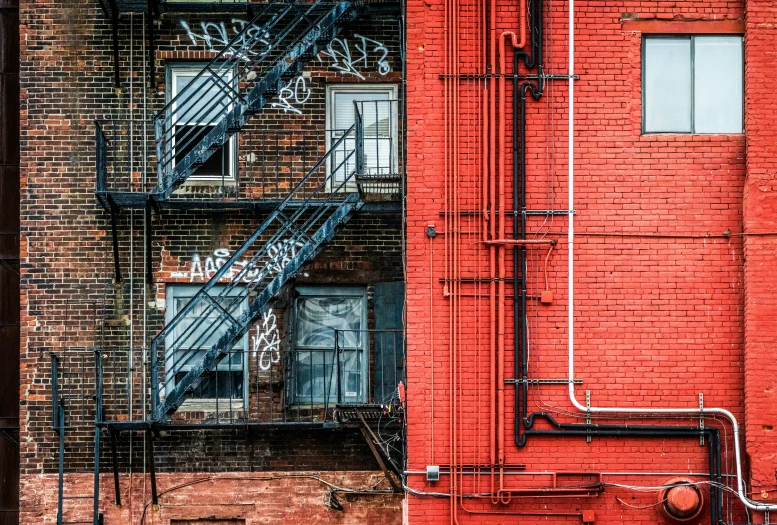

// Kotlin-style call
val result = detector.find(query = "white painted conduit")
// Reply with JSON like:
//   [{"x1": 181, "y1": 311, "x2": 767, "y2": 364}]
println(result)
[{"x1": 564, "y1": 0, "x2": 776, "y2": 514}]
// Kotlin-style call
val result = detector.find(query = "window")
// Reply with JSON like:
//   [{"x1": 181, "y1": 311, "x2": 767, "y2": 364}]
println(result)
[
  {"x1": 165, "y1": 285, "x2": 248, "y2": 408},
  {"x1": 290, "y1": 286, "x2": 367, "y2": 404},
  {"x1": 327, "y1": 85, "x2": 398, "y2": 189},
  {"x1": 169, "y1": 65, "x2": 236, "y2": 180},
  {"x1": 643, "y1": 35, "x2": 743, "y2": 133}
]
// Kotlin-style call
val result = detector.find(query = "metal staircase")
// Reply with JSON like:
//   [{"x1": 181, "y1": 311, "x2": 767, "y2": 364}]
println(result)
[
  {"x1": 150, "y1": 124, "x2": 364, "y2": 421},
  {"x1": 96, "y1": 0, "x2": 361, "y2": 209}
]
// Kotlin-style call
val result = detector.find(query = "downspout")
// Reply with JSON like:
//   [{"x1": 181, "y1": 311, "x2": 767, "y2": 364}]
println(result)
[
  {"x1": 513, "y1": 0, "x2": 542, "y2": 448},
  {"x1": 562, "y1": 0, "x2": 776, "y2": 514}
]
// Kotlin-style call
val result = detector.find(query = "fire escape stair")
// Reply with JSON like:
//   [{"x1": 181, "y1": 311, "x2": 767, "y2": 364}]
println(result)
[
  {"x1": 150, "y1": 121, "x2": 366, "y2": 421},
  {"x1": 96, "y1": 0, "x2": 361, "y2": 209}
]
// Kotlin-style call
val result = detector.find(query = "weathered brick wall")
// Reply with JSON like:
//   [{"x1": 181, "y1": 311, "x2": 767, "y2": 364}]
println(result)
[
  {"x1": 21, "y1": 472, "x2": 402, "y2": 525},
  {"x1": 405, "y1": 0, "x2": 753, "y2": 522},
  {"x1": 20, "y1": 2, "x2": 404, "y2": 524}
]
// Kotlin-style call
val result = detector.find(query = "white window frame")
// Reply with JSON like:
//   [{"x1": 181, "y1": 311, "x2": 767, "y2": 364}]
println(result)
[
  {"x1": 168, "y1": 64, "x2": 238, "y2": 182},
  {"x1": 642, "y1": 35, "x2": 743, "y2": 134},
  {"x1": 290, "y1": 286, "x2": 369, "y2": 404},
  {"x1": 326, "y1": 84, "x2": 399, "y2": 191},
  {"x1": 165, "y1": 285, "x2": 248, "y2": 411}
]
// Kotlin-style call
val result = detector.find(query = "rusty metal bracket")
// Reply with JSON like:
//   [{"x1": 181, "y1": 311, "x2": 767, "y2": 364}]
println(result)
[
  {"x1": 699, "y1": 393, "x2": 704, "y2": 446},
  {"x1": 355, "y1": 412, "x2": 402, "y2": 492},
  {"x1": 586, "y1": 390, "x2": 592, "y2": 443}
]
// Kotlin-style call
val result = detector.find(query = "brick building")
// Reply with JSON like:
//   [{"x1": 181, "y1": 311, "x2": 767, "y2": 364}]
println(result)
[
  {"x1": 7, "y1": 0, "x2": 777, "y2": 523},
  {"x1": 16, "y1": 0, "x2": 406, "y2": 523},
  {"x1": 403, "y1": 0, "x2": 777, "y2": 524}
]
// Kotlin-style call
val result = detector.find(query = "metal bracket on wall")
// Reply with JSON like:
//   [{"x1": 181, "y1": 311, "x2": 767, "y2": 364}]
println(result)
[
  {"x1": 699, "y1": 393, "x2": 704, "y2": 446},
  {"x1": 355, "y1": 412, "x2": 403, "y2": 492},
  {"x1": 504, "y1": 378, "x2": 582, "y2": 385},
  {"x1": 108, "y1": 197, "x2": 122, "y2": 284},
  {"x1": 109, "y1": 429, "x2": 121, "y2": 506},
  {"x1": 146, "y1": 430, "x2": 159, "y2": 506},
  {"x1": 585, "y1": 390, "x2": 592, "y2": 443},
  {"x1": 765, "y1": 509, "x2": 770, "y2": 524}
]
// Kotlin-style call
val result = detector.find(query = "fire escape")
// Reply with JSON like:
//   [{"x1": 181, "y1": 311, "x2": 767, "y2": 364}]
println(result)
[{"x1": 50, "y1": 2, "x2": 405, "y2": 524}]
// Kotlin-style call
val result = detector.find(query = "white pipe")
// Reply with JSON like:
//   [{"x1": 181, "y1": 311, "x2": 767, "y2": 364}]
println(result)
[{"x1": 563, "y1": 0, "x2": 775, "y2": 514}]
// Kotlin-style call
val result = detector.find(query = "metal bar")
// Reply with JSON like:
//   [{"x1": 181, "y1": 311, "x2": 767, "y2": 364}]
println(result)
[
  {"x1": 504, "y1": 379, "x2": 583, "y2": 385},
  {"x1": 145, "y1": 198, "x2": 153, "y2": 285},
  {"x1": 57, "y1": 398, "x2": 64, "y2": 525},
  {"x1": 95, "y1": 122, "x2": 106, "y2": 192},
  {"x1": 355, "y1": 411, "x2": 402, "y2": 491},
  {"x1": 108, "y1": 199, "x2": 122, "y2": 283},
  {"x1": 146, "y1": 430, "x2": 158, "y2": 505},
  {"x1": 110, "y1": 430, "x2": 121, "y2": 506},
  {"x1": 94, "y1": 350, "x2": 103, "y2": 524},
  {"x1": 51, "y1": 354, "x2": 59, "y2": 430}
]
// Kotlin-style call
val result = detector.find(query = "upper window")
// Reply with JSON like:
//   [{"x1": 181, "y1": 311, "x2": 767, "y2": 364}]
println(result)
[
  {"x1": 169, "y1": 65, "x2": 236, "y2": 180},
  {"x1": 327, "y1": 85, "x2": 398, "y2": 190},
  {"x1": 643, "y1": 35, "x2": 743, "y2": 134}
]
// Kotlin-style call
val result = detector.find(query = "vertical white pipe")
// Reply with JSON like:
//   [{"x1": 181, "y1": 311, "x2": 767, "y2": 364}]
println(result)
[{"x1": 562, "y1": 0, "x2": 774, "y2": 513}]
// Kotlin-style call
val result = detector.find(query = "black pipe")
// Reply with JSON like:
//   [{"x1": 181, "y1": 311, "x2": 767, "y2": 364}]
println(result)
[
  {"x1": 513, "y1": 0, "x2": 543, "y2": 449},
  {"x1": 520, "y1": 414, "x2": 722, "y2": 525}
]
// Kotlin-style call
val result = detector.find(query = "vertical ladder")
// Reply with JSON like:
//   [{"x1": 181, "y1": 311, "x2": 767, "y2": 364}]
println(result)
[{"x1": 51, "y1": 352, "x2": 103, "y2": 525}]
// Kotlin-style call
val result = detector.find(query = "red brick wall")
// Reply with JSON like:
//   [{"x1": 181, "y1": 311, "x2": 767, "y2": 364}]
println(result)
[
  {"x1": 405, "y1": 0, "x2": 756, "y2": 522},
  {"x1": 743, "y1": 0, "x2": 777, "y2": 508}
]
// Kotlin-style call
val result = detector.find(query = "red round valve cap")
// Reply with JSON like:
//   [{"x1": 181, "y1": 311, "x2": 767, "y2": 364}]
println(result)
[{"x1": 666, "y1": 485, "x2": 702, "y2": 518}]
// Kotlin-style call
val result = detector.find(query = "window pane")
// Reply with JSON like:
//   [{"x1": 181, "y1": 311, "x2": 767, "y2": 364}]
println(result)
[
  {"x1": 174, "y1": 73, "x2": 231, "y2": 124},
  {"x1": 694, "y1": 36, "x2": 743, "y2": 133},
  {"x1": 644, "y1": 38, "x2": 691, "y2": 132},
  {"x1": 296, "y1": 296, "x2": 362, "y2": 347},
  {"x1": 333, "y1": 91, "x2": 391, "y2": 131},
  {"x1": 165, "y1": 287, "x2": 246, "y2": 402}
]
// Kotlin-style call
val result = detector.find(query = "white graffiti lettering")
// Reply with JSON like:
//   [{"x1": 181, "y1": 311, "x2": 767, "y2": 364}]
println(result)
[
  {"x1": 269, "y1": 75, "x2": 312, "y2": 114},
  {"x1": 180, "y1": 19, "x2": 271, "y2": 61},
  {"x1": 317, "y1": 34, "x2": 391, "y2": 79},
  {"x1": 252, "y1": 309, "x2": 280, "y2": 371},
  {"x1": 187, "y1": 239, "x2": 306, "y2": 284}
]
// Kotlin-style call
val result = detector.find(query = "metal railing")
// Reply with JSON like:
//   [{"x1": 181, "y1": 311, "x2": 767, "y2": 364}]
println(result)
[
  {"x1": 95, "y1": 119, "x2": 159, "y2": 197},
  {"x1": 96, "y1": 118, "x2": 404, "y2": 206}
]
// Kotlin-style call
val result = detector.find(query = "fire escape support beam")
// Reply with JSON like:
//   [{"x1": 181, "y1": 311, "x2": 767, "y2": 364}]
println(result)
[
  {"x1": 93, "y1": 350, "x2": 103, "y2": 525},
  {"x1": 356, "y1": 412, "x2": 402, "y2": 492},
  {"x1": 109, "y1": 429, "x2": 121, "y2": 507},
  {"x1": 108, "y1": 197, "x2": 122, "y2": 284},
  {"x1": 145, "y1": 197, "x2": 157, "y2": 285},
  {"x1": 146, "y1": 430, "x2": 158, "y2": 505},
  {"x1": 146, "y1": 0, "x2": 156, "y2": 89}
]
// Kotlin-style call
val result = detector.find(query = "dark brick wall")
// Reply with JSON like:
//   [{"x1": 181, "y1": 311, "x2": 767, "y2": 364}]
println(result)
[{"x1": 19, "y1": 0, "x2": 404, "y2": 480}]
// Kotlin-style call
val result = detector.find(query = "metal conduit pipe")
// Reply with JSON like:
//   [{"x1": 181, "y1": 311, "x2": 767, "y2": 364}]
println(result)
[
  {"x1": 561, "y1": 0, "x2": 777, "y2": 514},
  {"x1": 519, "y1": 413, "x2": 723, "y2": 525},
  {"x1": 510, "y1": 0, "x2": 542, "y2": 449}
]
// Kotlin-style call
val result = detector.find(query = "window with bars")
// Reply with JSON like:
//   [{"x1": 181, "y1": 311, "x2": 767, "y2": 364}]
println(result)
[
  {"x1": 327, "y1": 84, "x2": 398, "y2": 189},
  {"x1": 290, "y1": 286, "x2": 368, "y2": 404}
]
